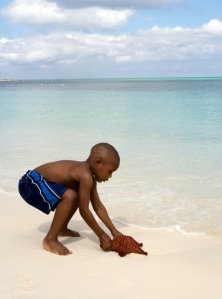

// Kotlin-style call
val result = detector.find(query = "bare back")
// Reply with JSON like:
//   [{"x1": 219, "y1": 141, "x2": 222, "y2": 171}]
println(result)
[{"x1": 34, "y1": 160, "x2": 91, "y2": 190}]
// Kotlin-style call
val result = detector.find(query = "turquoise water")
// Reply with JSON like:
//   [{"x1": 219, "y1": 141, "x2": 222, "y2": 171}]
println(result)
[{"x1": 0, "y1": 78, "x2": 222, "y2": 237}]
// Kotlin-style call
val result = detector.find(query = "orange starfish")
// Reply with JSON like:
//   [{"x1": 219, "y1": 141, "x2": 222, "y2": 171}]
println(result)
[{"x1": 111, "y1": 235, "x2": 148, "y2": 257}]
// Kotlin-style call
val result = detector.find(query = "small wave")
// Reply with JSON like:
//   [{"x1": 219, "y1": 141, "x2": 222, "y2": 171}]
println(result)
[{"x1": 111, "y1": 217, "x2": 206, "y2": 237}]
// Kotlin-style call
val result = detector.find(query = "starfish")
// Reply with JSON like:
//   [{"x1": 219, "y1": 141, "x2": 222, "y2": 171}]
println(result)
[{"x1": 111, "y1": 235, "x2": 148, "y2": 257}]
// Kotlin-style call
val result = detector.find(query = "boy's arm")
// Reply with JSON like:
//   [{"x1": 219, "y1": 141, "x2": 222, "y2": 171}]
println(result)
[
  {"x1": 78, "y1": 174, "x2": 111, "y2": 250},
  {"x1": 90, "y1": 178, "x2": 122, "y2": 238}
]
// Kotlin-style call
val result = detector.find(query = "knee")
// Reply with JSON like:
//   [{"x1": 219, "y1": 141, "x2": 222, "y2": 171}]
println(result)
[{"x1": 61, "y1": 189, "x2": 78, "y2": 205}]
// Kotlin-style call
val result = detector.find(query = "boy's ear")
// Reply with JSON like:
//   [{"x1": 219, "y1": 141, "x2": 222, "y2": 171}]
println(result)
[{"x1": 94, "y1": 158, "x2": 102, "y2": 167}]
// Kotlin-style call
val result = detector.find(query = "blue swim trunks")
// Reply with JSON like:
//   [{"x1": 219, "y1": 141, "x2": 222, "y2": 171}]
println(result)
[{"x1": 18, "y1": 170, "x2": 68, "y2": 214}]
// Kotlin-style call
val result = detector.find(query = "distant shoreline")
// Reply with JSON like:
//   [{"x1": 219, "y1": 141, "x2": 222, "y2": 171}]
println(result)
[
  {"x1": 0, "y1": 78, "x2": 12, "y2": 82},
  {"x1": 1, "y1": 76, "x2": 222, "y2": 82}
]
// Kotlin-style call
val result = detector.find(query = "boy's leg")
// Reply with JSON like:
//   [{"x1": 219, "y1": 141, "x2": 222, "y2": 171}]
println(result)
[
  {"x1": 43, "y1": 189, "x2": 78, "y2": 255},
  {"x1": 59, "y1": 197, "x2": 80, "y2": 237}
]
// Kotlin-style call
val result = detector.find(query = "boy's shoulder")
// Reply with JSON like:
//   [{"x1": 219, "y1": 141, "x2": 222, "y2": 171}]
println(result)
[{"x1": 69, "y1": 160, "x2": 93, "y2": 181}]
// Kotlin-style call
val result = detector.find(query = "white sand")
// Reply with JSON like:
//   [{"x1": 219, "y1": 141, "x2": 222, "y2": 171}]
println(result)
[{"x1": 1, "y1": 192, "x2": 222, "y2": 299}]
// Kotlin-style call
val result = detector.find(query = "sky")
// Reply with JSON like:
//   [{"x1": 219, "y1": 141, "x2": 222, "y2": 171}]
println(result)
[{"x1": 0, "y1": 0, "x2": 222, "y2": 79}]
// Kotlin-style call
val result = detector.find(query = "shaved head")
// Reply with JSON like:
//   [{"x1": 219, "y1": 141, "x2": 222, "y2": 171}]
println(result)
[{"x1": 90, "y1": 143, "x2": 120, "y2": 164}]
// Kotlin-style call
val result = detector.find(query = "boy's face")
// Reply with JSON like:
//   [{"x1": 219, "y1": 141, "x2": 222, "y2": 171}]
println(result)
[{"x1": 94, "y1": 157, "x2": 119, "y2": 183}]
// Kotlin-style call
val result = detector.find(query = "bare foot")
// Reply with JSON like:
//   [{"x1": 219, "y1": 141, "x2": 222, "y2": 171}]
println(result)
[
  {"x1": 43, "y1": 238, "x2": 72, "y2": 255},
  {"x1": 59, "y1": 228, "x2": 80, "y2": 237}
]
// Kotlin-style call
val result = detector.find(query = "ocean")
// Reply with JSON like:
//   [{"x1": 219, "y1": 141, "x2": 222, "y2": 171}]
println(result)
[{"x1": 0, "y1": 78, "x2": 222, "y2": 237}]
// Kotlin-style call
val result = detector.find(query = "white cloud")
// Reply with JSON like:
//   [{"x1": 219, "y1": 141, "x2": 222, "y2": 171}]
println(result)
[
  {"x1": 1, "y1": 18, "x2": 222, "y2": 78},
  {"x1": 0, "y1": 38, "x2": 10, "y2": 44},
  {"x1": 1, "y1": 19, "x2": 222, "y2": 67},
  {"x1": 2, "y1": 0, "x2": 133, "y2": 29},
  {"x1": 2, "y1": 0, "x2": 63, "y2": 25},
  {"x1": 201, "y1": 19, "x2": 222, "y2": 35}
]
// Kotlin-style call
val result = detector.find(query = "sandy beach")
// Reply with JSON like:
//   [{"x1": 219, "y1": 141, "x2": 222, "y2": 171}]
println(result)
[{"x1": 1, "y1": 191, "x2": 221, "y2": 299}]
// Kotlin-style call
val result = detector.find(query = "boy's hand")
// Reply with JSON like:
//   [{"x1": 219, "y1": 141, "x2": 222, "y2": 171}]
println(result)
[
  {"x1": 99, "y1": 233, "x2": 112, "y2": 251},
  {"x1": 111, "y1": 229, "x2": 122, "y2": 238}
]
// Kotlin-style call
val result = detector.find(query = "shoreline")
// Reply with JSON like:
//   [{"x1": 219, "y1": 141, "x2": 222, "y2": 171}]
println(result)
[
  {"x1": 0, "y1": 189, "x2": 220, "y2": 239},
  {"x1": 111, "y1": 217, "x2": 207, "y2": 237},
  {"x1": 1, "y1": 193, "x2": 222, "y2": 299}
]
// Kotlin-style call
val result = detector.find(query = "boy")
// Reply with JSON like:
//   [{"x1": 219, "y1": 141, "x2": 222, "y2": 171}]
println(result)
[{"x1": 18, "y1": 143, "x2": 122, "y2": 255}]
